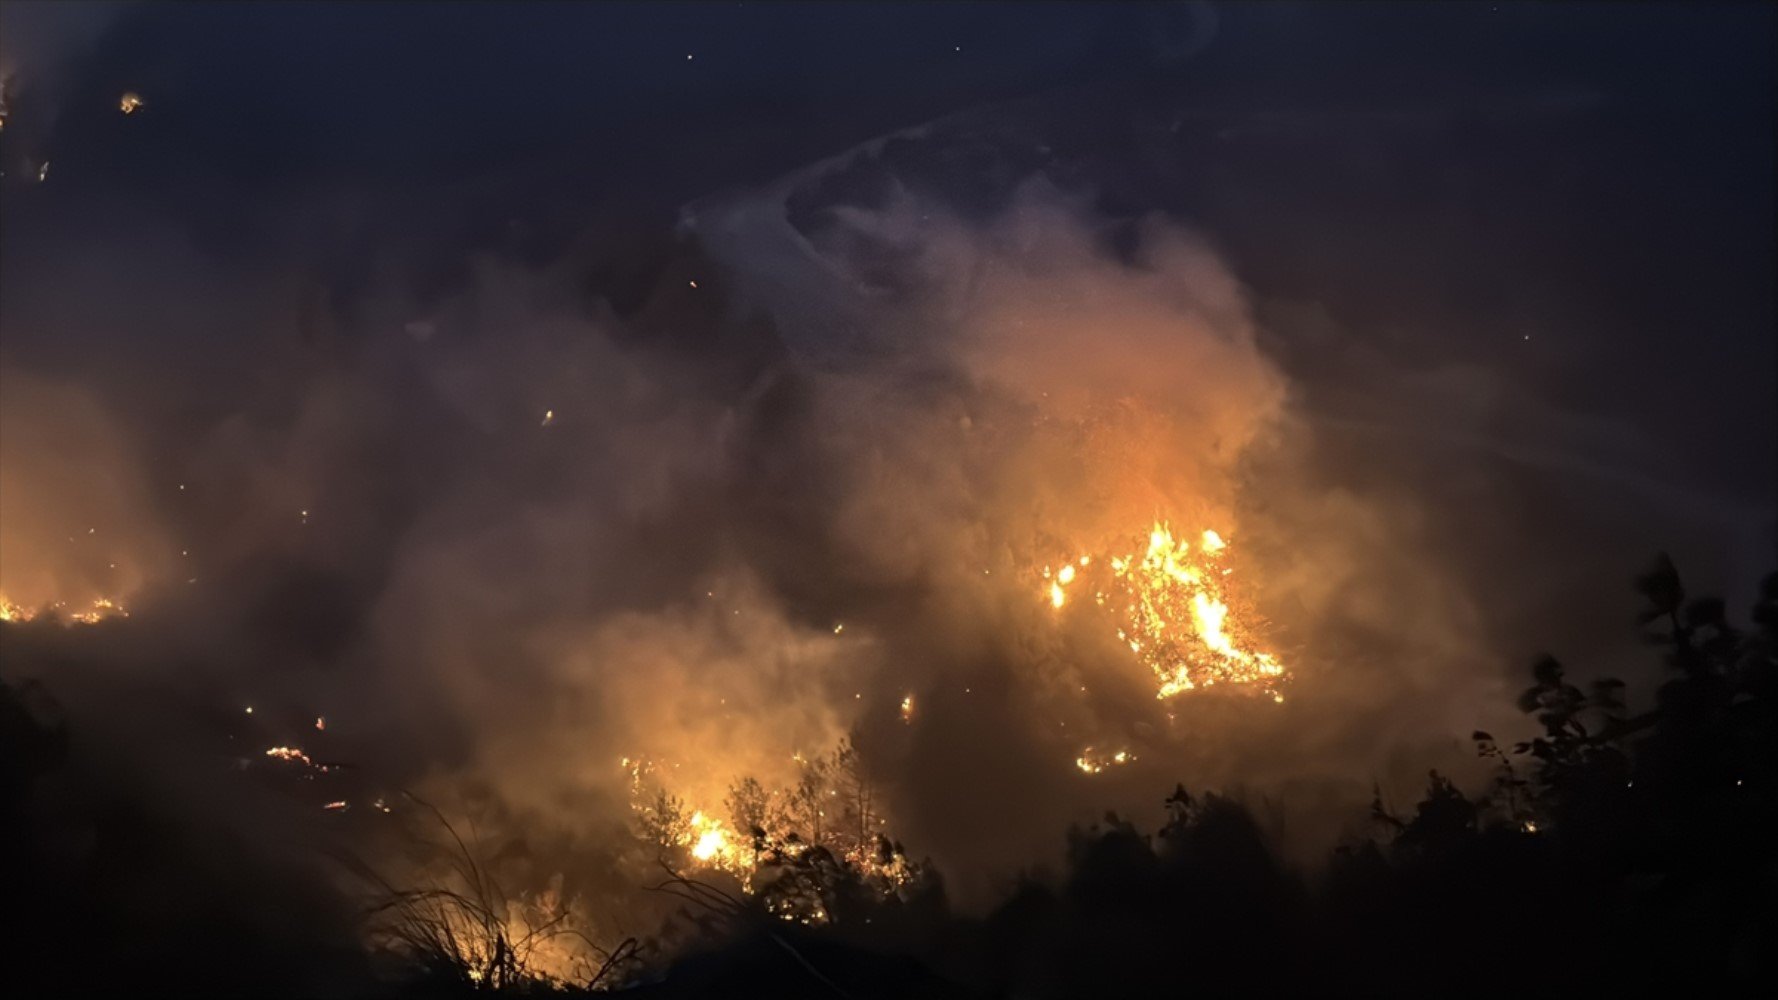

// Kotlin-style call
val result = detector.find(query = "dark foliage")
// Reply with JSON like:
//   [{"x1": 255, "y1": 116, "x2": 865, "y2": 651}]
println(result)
[
  {"x1": 0, "y1": 683, "x2": 377, "y2": 998},
  {"x1": 627, "y1": 558, "x2": 1778, "y2": 997},
  {"x1": 3, "y1": 557, "x2": 1773, "y2": 997}
]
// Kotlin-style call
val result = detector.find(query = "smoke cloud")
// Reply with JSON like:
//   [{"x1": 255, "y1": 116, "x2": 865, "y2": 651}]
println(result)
[
  {"x1": 5, "y1": 147, "x2": 1520, "y2": 920},
  {"x1": 3, "y1": 96, "x2": 1764, "y2": 966}
]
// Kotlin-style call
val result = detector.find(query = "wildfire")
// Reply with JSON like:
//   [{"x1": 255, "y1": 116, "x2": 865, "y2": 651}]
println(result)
[
  {"x1": 1043, "y1": 523, "x2": 1285, "y2": 699},
  {"x1": 119, "y1": 92, "x2": 144, "y2": 114},
  {"x1": 265, "y1": 746, "x2": 315, "y2": 768},
  {"x1": 687, "y1": 811, "x2": 739, "y2": 864},
  {"x1": 0, "y1": 594, "x2": 129, "y2": 625},
  {"x1": 1075, "y1": 747, "x2": 1135, "y2": 775},
  {"x1": 624, "y1": 742, "x2": 923, "y2": 923}
]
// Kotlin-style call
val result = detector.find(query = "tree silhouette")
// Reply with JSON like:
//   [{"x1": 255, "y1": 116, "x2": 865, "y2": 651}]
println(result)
[{"x1": 5, "y1": 557, "x2": 1773, "y2": 996}]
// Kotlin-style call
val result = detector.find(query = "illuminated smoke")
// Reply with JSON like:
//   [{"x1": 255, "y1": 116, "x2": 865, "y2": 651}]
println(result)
[{"x1": 1, "y1": 140, "x2": 1508, "y2": 945}]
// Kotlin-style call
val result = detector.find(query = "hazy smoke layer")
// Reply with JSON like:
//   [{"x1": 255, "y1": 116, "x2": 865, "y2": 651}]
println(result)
[
  {"x1": 0, "y1": 372, "x2": 174, "y2": 610},
  {"x1": 19, "y1": 116, "x2": 1771, "y2": 957},
  {"x1": 3, "y1": 157, "x2": 1528, "y2": 921}
]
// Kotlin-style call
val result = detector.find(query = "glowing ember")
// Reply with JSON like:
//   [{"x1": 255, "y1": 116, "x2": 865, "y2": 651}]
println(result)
[
  {"x1": 900, "y1": 694, "x2": 915, "y2": 724},
  {"x1": 1074, "y1": 747, "x2": 1135, "y2": 775},
  {"x1": 0, "y1": 594, "x2": 129, "y2": 625},
  {"x1": 65, "y1": 597, "x2": 126, "y2": 624},
  {"x1": 119, "y1": 92, "x2": 144, "y2": 114},
  {"x1": 1044, "y1": 522, "x2": 1285, "y2": 699},
  {"x1": 265, "y1": 746, "x2": 315, "y2": 768}
]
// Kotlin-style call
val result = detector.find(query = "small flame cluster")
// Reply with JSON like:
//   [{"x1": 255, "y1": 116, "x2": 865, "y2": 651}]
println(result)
[
  {"x1": 257, "y1": 716, "x2": 389, "y2": 811},
  {"x1": 0, "y1": 594, "x2": 129, "y2": 625},
  {"x1": 1074, "y1": 746, "x2": 1136, "y2": 775},
  {"x1": 1044, "y1": 523, "x2": 1285, "y2": 700},
  {"x1": 264, "y1": 745, "x2": 316, "y2": 768},
  {"x1": 625, "y1": 745, "x2": 922, "y2": 924}
]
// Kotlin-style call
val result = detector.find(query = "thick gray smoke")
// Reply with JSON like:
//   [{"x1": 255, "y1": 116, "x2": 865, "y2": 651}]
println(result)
[
  {"x1": 5, "y1": 159, "x2": 1504, "y2": 907},
  {"x1": 1, "y1": 119, "x2": 1764, "y2": 954}
]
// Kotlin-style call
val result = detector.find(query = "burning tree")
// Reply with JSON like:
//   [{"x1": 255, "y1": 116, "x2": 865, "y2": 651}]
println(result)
[{"x1": 631, "y1": 737, "x2": 929, "y2": 925}]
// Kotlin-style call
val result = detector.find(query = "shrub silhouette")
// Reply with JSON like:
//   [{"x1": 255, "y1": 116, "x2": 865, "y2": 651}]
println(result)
[{"x1": 4, "y1": 558, "x2": 1773, "y2": 996}]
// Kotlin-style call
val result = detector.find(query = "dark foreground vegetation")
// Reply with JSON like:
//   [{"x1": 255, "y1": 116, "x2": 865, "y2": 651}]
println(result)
[{"x1": 4, "y1": 555, "x2": 1773, "y2": 998}]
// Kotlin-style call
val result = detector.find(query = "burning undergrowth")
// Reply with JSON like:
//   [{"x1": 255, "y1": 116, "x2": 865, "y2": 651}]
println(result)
[
  {"x1": 628, "y1": 738, "x2": 927, "y2": 924},
  {"x1": 1042, "y1": 523, "x2": 1284, "y2": 700},
  {"x1": 0, "y1": 172, "x2": 1505, "y2": 986}
]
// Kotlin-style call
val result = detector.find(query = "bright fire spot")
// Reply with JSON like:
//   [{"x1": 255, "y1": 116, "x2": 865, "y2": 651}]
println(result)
[
  {"x1": 541, "y1": 409, "x2": 556, "y2": 426},
  {"x1": 119, "y1": 92, "x2": 144, "y2": 114},
  {"x1": 1043, "y1": 523, "x2": 1284, "y2": 700},
  {"x1": 900, "y1": 694, "x2": 915, "y2": 723},
  {"x1": 0, "y1": 594, "x2": 129, "y2": 625},
  {"x1": 688, "y1": 812, "x2": 733, "y2": 862},
  {"x1": 315, "y1": 716, "x2": 326, "y2": 731},
  {"x1": 265, "y1": 746, "x2": 314, "y2": 768},
  {"x1": 624, "y1": 746, "x2": 921, "y2": 923},
  {"x1": 1075, "y1": 747, "x2": 1135, "y2": 775},
  {"x1": 323, "y1": 800, "x2": 348, "y2": 811}
]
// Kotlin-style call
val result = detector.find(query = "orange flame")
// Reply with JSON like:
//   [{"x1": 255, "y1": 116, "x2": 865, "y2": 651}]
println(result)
[
  {"x1": 0, "y1": 594, "x2": 129, "y2": 625},
  {"x1": 1044, "y1": 522, "x2": 1285, "y2": 699}
]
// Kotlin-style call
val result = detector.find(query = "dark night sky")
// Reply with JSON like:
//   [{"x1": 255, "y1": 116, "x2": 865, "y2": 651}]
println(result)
[
  {"x1": 4, "y1": 1, "x2": 1770, "y2": 461},
  {"x1": 7, "y1": 3, "x2": 1771, "y2": 602}
]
